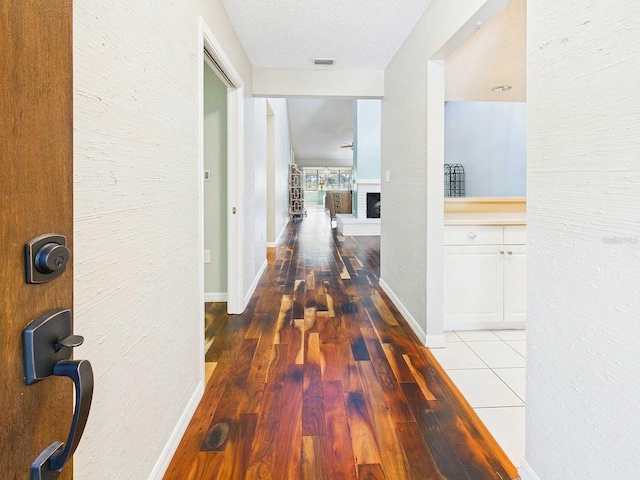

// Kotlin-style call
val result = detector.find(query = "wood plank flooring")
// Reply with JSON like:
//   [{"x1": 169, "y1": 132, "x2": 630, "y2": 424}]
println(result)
[{"x1": 165, "y1": 206, "x2": 517, "y2": 480}]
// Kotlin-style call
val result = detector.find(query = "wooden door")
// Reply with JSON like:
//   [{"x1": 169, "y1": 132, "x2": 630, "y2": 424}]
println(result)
[
  {"x1": 0, "y1": 1, "x2": 74, "y2": 479},
  {"x1": 504, "y1": 245, "x2": 527, "y2": 324},
  {"x1": 444, "y1": 245, "x2": 504, "y2": 327}
]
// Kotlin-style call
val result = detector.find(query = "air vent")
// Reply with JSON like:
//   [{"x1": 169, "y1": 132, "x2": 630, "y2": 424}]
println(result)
[{"x1": 313, "y1": 58, "x2": 335, "y2": 66}]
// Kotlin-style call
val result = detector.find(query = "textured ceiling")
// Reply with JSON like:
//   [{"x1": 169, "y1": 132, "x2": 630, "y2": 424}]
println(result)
[
  {"x1": 220, "y1": 0, "x2": 433, "y2": 69},
  {"x1": 288, "y1": 99, "x2": 353, "y2": 161},
  {"x1": 445, "y1": 0, "x2": 527, "y2": 102}
]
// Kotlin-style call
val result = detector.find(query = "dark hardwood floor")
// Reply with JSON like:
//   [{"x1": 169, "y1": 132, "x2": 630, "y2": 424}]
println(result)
[{"x1": 164, "y1": 206, "x2": 517, "y2": 480}]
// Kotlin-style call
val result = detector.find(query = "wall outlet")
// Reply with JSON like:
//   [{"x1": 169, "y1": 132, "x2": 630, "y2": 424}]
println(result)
[
  {"x1": 203, "y1": 250, "x2": 211, "y2": 263},
  {"x1": 204, "y1": 169, "x2": 211, "y2": 182},
  {"x1": 385, "y1": 170, "x2": 391, "y2": 183}
]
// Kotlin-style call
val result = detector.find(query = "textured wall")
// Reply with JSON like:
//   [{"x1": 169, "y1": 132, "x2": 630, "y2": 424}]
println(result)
[
  {"x1": 266, "y1": 99, "x2": 293, "y2": 244},
  {"x1": 248, "y1": 97, "x2": 268, "y2": 277},
  {"x1": 204, "y1": 63, "x2": 228, "y2": 294},
  {"x1": 445, "y1": 101, "x2": 526, "y2": 197},
  {"x1": 72, "y1": 0, "x2": 260, "y2": 478},
  {"x1": 522, "y1": 1, "x2": 640, "y2": 479},
  {"x1": 446, "y1": 0, "x2": 526, "y2": 102}
]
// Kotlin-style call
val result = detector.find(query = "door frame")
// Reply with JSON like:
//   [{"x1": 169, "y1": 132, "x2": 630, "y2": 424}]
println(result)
[
  {"x1": 198, "y1": 17, "x2": 245, "y2": 316},
  {"x1": 424, "y1": 0, "x2": 511, "y2": 347}
]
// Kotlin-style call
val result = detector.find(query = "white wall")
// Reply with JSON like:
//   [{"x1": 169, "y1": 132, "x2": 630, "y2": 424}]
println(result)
[
  {"x1": 354, "y1": 99, "x2": 382, "y2": 181},
  {"x1": 266, "y1": 103, "x2": 276, "y2": 242},
  {"x1": 446, "y1": 0, "x2": 526, "y2": 102},
  {"x1": 249, "y1": 98, "x2": 268, "y2": 277},
  {"x1": 203, "y1": 62, "x2": 227, "y2": 294},
  {"x1": 445, "y1": 101, "x2": 526, "y2": 197},
  {"x1": 266, "y1": 98, "x2": 293, "y2": 245},
  {"x1": 522, "y1": 2, "x2": 640, "y2": 479},
  {"x1": 72, "y1": 1, "x2": 265, "y2": 478},
  {"x1": 296, "y1": 157, "x2": 353, "y2": 169},
  {"x1": 253, "y1": 68, "x2": 385, "y2": 98},
  {"x1": 381, "y1": 0, "x2": 508, "y2": 346}
]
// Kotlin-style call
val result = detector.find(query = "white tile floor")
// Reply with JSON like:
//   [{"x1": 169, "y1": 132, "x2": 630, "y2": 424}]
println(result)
[{"x1": 433, "y1": 330, "x2": 526, "y2": 467}]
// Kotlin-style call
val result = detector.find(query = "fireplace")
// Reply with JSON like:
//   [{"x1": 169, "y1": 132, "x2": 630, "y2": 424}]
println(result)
[{"x1": 366, "y1": 192, "x2": 381, "y2": 218}]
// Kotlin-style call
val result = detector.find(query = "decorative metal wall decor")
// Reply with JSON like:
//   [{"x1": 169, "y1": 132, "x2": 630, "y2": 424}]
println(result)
[{"x1": 444, "y1": 163, "x2": 465, "y2": 197}]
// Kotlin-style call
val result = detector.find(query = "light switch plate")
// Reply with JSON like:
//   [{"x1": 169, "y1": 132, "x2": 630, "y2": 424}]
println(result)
[
  {"x1": 385, "y1": 170, "x2": 391, "y2": 183},
  {"x1": 203, "y1": 250, "x2": 211, "y2": 263},
  {"x1": 204, "y1": 170, "x2": 211, "y2": 182}
]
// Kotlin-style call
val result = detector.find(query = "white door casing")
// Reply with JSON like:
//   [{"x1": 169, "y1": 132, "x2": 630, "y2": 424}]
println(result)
[{"x1": 198, "y1": 17, "x2": 245, "y2": 316}]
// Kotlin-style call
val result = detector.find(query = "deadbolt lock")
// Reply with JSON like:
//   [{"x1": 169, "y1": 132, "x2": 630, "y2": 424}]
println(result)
[{"x1": 25, "y1": 234, "x2": 70, "y2": 284}]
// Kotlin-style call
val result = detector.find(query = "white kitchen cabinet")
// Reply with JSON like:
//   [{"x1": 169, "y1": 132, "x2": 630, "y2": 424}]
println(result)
[
  {"x1": 503, "y1": 245, "x2": 527, "y2": 323},
  {"x1": 444, "y1": 225, "x2": 526, "y2": 329},
  {"x1": 444, "y1": 245, "x2": 504, "y2": 324}
]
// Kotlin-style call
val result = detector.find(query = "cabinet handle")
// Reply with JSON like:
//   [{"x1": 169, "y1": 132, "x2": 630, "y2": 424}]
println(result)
[
  {"x1": 507, "y1": 251, "x2": 513, "y2": 255},
  {"x1": 500, "y1": 251, "x2": 505, "y2": 255},
  {"x1": 468, "y1": 232, "x2": 477, "y2": 240}
]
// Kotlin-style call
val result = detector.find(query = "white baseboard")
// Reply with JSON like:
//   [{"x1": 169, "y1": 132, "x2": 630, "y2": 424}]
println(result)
[
  {"x1": 379, "y1": 278, "x2": 427, "y2": 345},
  {"x1": 445, "y1": 321, "x2": 526, "y2": 331},
  {"x1": 243, "y1": 259, "x2": 268, "y2": 310},
  {"x1": 519, "y1": 460, "x2": 541, "y2": 480},
  {"x1": 276, "y1": 222, "x2": 287, "y2": 244},
  {"x1": 267, "y1": 222, "x2": 288, "y2": 247},
  {"x1": 148, "y1": 381, "x2": 204, "y2": 479},
  {"x1": 204, "y1": 292, "x2": 227, "y2": 302},
  {"x1": 425, "y1": 334, "x2": 447, "y2": 349}
]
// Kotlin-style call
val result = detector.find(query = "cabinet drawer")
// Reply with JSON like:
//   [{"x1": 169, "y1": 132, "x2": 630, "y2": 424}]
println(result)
[
  {"x1": 444, "y1": 226, "x2": 504, "y2": 246},
  {"x1": 504, "y1": 225, "x2": 527, "y2": 245}
]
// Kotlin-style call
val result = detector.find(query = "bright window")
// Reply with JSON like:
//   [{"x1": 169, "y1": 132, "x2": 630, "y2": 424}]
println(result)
[{"x1": 303, "y1": 168, "x2": 353, "y2": 191}]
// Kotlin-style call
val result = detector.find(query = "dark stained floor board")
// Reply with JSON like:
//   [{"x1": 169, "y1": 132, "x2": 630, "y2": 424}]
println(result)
[{"x1": 164, "y1": 207, "x2": 517, "y2": 480}]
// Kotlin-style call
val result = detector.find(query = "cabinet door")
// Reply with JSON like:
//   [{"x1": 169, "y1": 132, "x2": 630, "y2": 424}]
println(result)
[
  {"x1": 444, "y1": 245, "x2": 504, "y2": 325},
  {"x1": 504, "y1": 245, "x2": 527, "y2": 323}
]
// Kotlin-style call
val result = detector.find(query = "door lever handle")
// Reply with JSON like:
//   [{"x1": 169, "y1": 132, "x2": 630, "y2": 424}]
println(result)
[
  {"x1": 31, "y1": 360, "x2": 94, "y2": 479},
  {"x1": 22, "y1": 309, "x2": 94, "y2": 480}
]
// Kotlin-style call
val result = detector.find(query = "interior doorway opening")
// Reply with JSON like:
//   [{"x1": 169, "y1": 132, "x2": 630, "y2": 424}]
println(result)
[
  {"x1": 203, "y1": 57, "x2": 228, "y2": 304},
  {"x1": 202, "y1": 56, "x2": 229, "y2": 383},
  {"x1": 427, "y1": 0, "x2": 527, "y2": 471},
  {"x1": 198, "y1": 17, "x2": 246, "y2": 389}
]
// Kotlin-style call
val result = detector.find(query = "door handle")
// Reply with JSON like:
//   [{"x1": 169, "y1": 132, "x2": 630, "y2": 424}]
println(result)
[
  {"x1": 31, "y1": 360, "x2": 94, "y2": 480},
  {"x1": 22, "y1": 309, "x2": 94, "y2": 480}
]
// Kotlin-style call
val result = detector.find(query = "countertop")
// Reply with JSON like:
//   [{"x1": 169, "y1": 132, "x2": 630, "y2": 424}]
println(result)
[{"x1": 444, "y1": 212, "x2": 526, "y2": 226}]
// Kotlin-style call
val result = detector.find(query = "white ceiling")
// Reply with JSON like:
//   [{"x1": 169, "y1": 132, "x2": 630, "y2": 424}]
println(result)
[
  {"x1": 220, "y1": 0, "x2": 434, "y2": 69},
  {"x1": 287, "y1": 99, "x2": 353, "y2": 161},
  {"x1": 446, "y1": 0, "x2": 526, "y2": 102}
]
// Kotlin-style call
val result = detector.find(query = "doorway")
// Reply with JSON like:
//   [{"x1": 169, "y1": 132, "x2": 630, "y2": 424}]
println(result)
[
  {"x1": 427, "y1": 0, "x2": 527, "y2": 469},
  {"x1": 198, "y1": 18, "x2": 246, "y2": 388},
  {"x1": 202, "y1": 57, "x2": 228, "y2": 304},
  {"x1": 202, "y1": 57, "x2": 228, "y2": 382}
]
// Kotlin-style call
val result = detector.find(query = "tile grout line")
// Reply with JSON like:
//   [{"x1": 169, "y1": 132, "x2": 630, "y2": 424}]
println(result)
[{"x1": 443, "y1": 334, "x2": 526, "y2": 408}]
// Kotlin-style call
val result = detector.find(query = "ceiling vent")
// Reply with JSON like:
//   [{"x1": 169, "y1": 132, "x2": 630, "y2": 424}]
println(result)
[{"x1": 313, "y1": 58, "x2": 335, "y2": 66}]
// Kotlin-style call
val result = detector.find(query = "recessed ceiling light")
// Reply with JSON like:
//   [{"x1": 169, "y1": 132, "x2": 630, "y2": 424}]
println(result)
[
  {"x1": 312, "y1": 58, "x2": 336, "y2": 66},
  {"x1": 492, "y1": 85, "x2": 512, "y2": 92}
]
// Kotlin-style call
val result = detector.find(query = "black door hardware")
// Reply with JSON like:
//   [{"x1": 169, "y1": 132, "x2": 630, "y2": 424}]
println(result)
[
  {"x1": 25, "y1": 234, "x2": 70, "y2": 284},
  {"x1": 23, "y1": 309, "x2": 94, "y2": 480}
]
